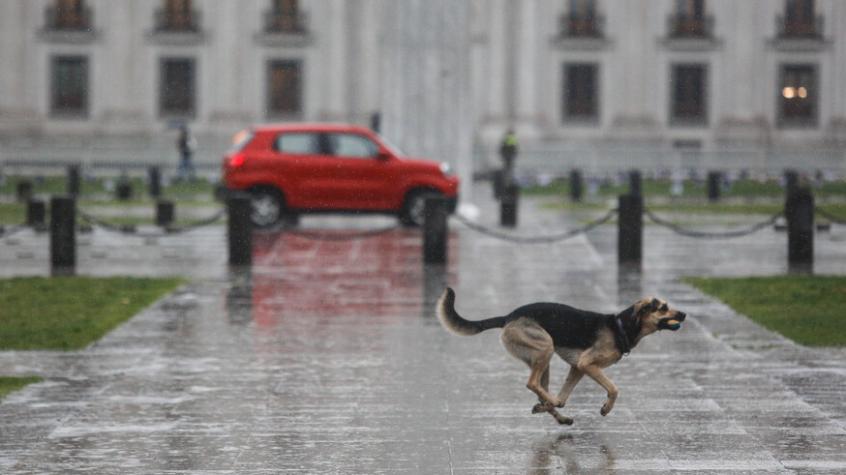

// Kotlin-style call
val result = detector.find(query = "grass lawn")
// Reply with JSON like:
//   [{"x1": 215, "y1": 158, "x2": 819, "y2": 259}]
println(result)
[
  {"x1": 523, "y1": 177, "x2": 846, "y2": 200},
  {"x1": 0, "y1": 176, "x2": 217, "y2": 203},
  {"x1": 0, "y1": 203, "x2": 25, "y2": 225},
  {"x1": 0, "y1": 277, "x2": 182, "y2": 350},
  {"x1": 524, "y1": 178, "x2": 846, "y2": 217},
  {"x1": 0, "y1": 376, "x2": 42, "y2": 400},
  {"x1": 685, "y1": 275, "x2": 846, "y2": 347}
]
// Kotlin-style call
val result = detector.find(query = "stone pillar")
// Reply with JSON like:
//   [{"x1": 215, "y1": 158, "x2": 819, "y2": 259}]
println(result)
[
  {"x1": 0, "y1": 0, "x2": 38, "y2": 128},
  {"x1": 327, "y1": 0, "x2": 349, "y2": 121},
  {"x1": 380, "y1": 0, "x2": 473, "y2": 203},
  {"x1": 479, "y1": 0, "x2": 507, "y2": 126},
  {"x1": 515, "y1": 0, "x2": 538, "y2": 131},
  {"x1": 208, "y1": 0, "x2": 253, "y2": 128}
]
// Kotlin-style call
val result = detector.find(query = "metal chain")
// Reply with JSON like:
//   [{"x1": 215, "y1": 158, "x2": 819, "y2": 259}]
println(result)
[
  {"x1": 644, "y1": 208, "x2": 783, "y2": 239},
  {"x1": 815, "y1": 207, "x2": 846, "y2": 225},
  {"x1": 161, "y1": 209, "x2": 226, "y2": 234},
  {"x1": 453, "y1": 208, "x2": 618, "y2": 244},
  {"x1": 0, "y1": 223, "x2": 28, "y2": 240},
  {"x1": 280, "y1": 224, "x2": 403, "y2": 241},
  {"x1": 78, "y1": 208, "x2": 225, "y2": 238}
]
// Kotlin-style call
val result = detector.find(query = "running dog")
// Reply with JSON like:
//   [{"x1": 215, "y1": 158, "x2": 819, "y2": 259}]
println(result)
[{"x1": 436, "y1": 288, "x2": 687, "y2": 425}]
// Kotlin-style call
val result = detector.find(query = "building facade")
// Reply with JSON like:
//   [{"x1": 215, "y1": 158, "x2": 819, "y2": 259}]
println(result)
[{"x1": 1, "y1": 0, "x2": 845, "y2": 183}]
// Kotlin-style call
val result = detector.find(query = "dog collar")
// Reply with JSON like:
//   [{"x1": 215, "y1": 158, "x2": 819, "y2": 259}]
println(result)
[{"x1": 613, "y1": 316, "x2": 631, "y2": 356}]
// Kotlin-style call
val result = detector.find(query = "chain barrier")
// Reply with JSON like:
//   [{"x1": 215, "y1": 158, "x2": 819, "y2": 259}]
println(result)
[
  {"x1": 644, "y1": 208, "x2": 783, "y2": 239},
  {"x1": 452, "y1": 208, "x2": 618, "y2": 244},
  {"x1": 0, "y1": 223, "x2": 29, "y2": 240},
  {"x1": 278, "y1": 224, "x2": 404, "y2": 241},
  {"x1": 815, "y1": 207, "x2": 846, "y2": 225},
  {"x1": 78, "y1": 208, "x2": 225, "y2": 238}
]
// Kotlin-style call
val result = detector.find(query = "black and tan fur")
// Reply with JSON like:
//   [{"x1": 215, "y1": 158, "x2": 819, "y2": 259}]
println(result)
[{"x1": 436, "y1": 288, "x2": 687, "y2": 425}]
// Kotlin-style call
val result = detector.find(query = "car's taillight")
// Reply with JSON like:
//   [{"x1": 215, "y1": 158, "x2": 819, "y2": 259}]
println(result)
[{"x1": 229, "y1": 153, "x2": 246, "y2": 168}]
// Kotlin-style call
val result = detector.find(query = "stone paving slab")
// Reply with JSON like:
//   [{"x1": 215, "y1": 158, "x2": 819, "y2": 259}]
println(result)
[{"x1": 1, "y1": 194, "x2": 846, "y2": 473}]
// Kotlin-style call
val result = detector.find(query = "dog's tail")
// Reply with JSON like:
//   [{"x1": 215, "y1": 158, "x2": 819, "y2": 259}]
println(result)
[{"x1": 436, "y1": 287, "x2": 509, "y2": 336}]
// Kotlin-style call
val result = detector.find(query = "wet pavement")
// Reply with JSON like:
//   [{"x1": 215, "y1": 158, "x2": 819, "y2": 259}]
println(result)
[{"x1": 2, "y1": 193, "x2": 846, "y2": 473}]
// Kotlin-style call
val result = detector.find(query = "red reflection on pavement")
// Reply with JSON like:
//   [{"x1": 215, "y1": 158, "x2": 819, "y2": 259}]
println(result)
[{"x1": 248, "y1": 229, "x2": 458, "y2": 327}]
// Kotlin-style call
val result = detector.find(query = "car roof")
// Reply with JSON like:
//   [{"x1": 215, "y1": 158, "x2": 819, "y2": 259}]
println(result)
[{"x1": 251, "y1": 123, "x2": 373, "y2": 134}]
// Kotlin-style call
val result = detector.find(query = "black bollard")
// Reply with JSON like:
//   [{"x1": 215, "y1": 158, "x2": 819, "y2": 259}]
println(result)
[
  {"x1": 50, "y1": 196, "x2": 76, "y2": 271},
  {"x1": 628, "y1": 170, "x2": 642, "y2": 197},
  {"x1": 227, "y1": 194, "x2": 253, "y2": 266},
  {"x1": 423, "y1": 197, "x2": 449, "y2": 264},
  {"x1": 784, "y1": 169, "x2": 800, "y2": 199},
  {"x1": 618, "y1": 194, "x2": 643, "y2": 265},
  {"x1": 148, "y1": 166, "x2": 162, "y2": 198},
  {"x1": 16, "y1": 180, "x2": 33, "y2": 202},
  {"x1": 786, "y1": 188, "x2": 814, "y2": 272},
  {"x1": 27, "y1": 199, "x2": 46, "y2": 230},
  {"x1": 493, "y1": 169, "x2": 504, "y2": 200},
  {"x1": 67, "y1": 165, "x2": 81, "y2": 197},
  {"x1": 707, "y1": 171, "x2": 721, "y2": 202},
  {"x1": 116, "y1": 177, "x2": 133, "y2": 201},
  {"x1": 500, "y1": 183, "x2": 519, "y2": 228},
  {"x1": 156, "y1": 200, "x2": 175, "y2": 227},
  {"x1": 569, "y1": 169, "x2": 584, "y2": 203}
]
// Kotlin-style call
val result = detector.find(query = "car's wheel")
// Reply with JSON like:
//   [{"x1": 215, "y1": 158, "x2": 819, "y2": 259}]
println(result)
[
  {"x1": 248, "y1": 187, "x2": 284, "y2": 228},
  {"x1": 400, "y1": 190, "x2": 441, "y2": 227}
]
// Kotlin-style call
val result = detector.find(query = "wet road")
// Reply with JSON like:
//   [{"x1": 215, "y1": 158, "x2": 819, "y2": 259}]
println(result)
[{"x1": 2, "y1": 196, "x2": 846, "y2": 473}]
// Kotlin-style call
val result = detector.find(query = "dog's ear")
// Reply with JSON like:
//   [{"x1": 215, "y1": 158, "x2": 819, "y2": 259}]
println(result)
[{"x1": 633, "y1": 298, "x2": 660, "y2": 318}]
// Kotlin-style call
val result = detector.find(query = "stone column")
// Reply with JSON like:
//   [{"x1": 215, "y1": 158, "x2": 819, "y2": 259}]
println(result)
[
  {"x1": 0, "y1": 0, "x2": 38, "y2": 128},
  {"x1": 828, "y1": 0, "x2": 846, "y2": 138},
  {"x1": 380, "y1": 0, "x2": 473, "y2": 202},
  {"x1": 515, "y1": 0, "x2": 539, "y2": 135},
  {"x1": 485, "y1": 0, "x2": 507, "y2": 125},
  {"x1": 326, "y1": 0, "x2": 348, "y2": 121},
  {"x1": 208, "y1": 0, "x2": 252, "y2": 129},
  {"x1": 716, "y1": 0, "x2": 768, "y2": 146}
]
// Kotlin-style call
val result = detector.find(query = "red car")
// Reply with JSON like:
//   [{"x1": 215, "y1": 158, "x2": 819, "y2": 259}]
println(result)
[{"x1": 222, "y1": 123, "x2": 459, "y2": 227}]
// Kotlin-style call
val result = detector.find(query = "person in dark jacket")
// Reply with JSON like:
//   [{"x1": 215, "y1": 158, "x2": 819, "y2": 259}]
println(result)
[{"x1": 176, "y1": 124, "x2": 197, "y2": 181}]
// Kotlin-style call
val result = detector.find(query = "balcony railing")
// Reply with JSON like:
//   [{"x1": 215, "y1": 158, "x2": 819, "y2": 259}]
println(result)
[
  {"x1": 559, "y1": 13, "x2": 605, "y2": 38},
  {"x1": 154, "y1": 8, "x2": 201, "y2": 33},
  {"x1": 44, "y1": 4, "x2": 92, "y2": 31},
  {"x1": 667, "y1": 14, "x2": 714, "y2": 39},
  {"x1": 776, "y1": 14, "x2": 824, "y2": 39},
  {"x1": 263, "y1": 8, "x2": 309, "y2": 34}
]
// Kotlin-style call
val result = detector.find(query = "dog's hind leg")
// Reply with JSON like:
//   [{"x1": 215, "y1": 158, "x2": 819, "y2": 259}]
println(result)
[
  {"x1": 532, "y1": 366, "x2": 577, "y2": 425},
  {"x1": 501, "y1": 319, "x2": 562, "y2": 408},
  {"x1": 531, "y1": 367, "x2": 552, "y2": 412}
]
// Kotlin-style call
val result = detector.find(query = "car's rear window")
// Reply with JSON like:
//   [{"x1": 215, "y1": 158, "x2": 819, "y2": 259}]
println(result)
[
  {"x1": 276, "y1": 133, "x2": 321, "y2": 154},
  {"x1": 327, "y1": 133, "x2": 378, "y2": 158}
]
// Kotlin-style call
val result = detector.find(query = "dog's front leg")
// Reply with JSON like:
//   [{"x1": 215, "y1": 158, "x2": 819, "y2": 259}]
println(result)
[{"x1": 579, "y1": 365, "x2": 619, "y2": 416}]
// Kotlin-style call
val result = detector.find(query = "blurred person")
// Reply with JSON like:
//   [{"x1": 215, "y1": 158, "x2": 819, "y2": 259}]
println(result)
[
  {"x1": 176, "y1": 124, "x2": 197, "y2": 182},
  {"x1": 499, "y1": 128, "x2": 518, "y2": 178}
]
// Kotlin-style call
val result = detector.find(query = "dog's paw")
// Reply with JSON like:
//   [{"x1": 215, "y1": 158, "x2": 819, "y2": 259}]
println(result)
[
  {"x1": 532, "y1": 401, "x2": 564, "y2": 413},
  {"x1": 556, "y1": 415, "x2": 574, "y2": 426},
  {"x1": 600, "y1": 403, "x2": 613, "y2": 417},
  {"x1": 547, "y1": 396, "x2": 563, "y2": 408}
]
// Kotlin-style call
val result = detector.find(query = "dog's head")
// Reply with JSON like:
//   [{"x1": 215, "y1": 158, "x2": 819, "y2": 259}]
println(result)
[{"x1": 629, "y1": 297, "x2": 687, "y2": 334}]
